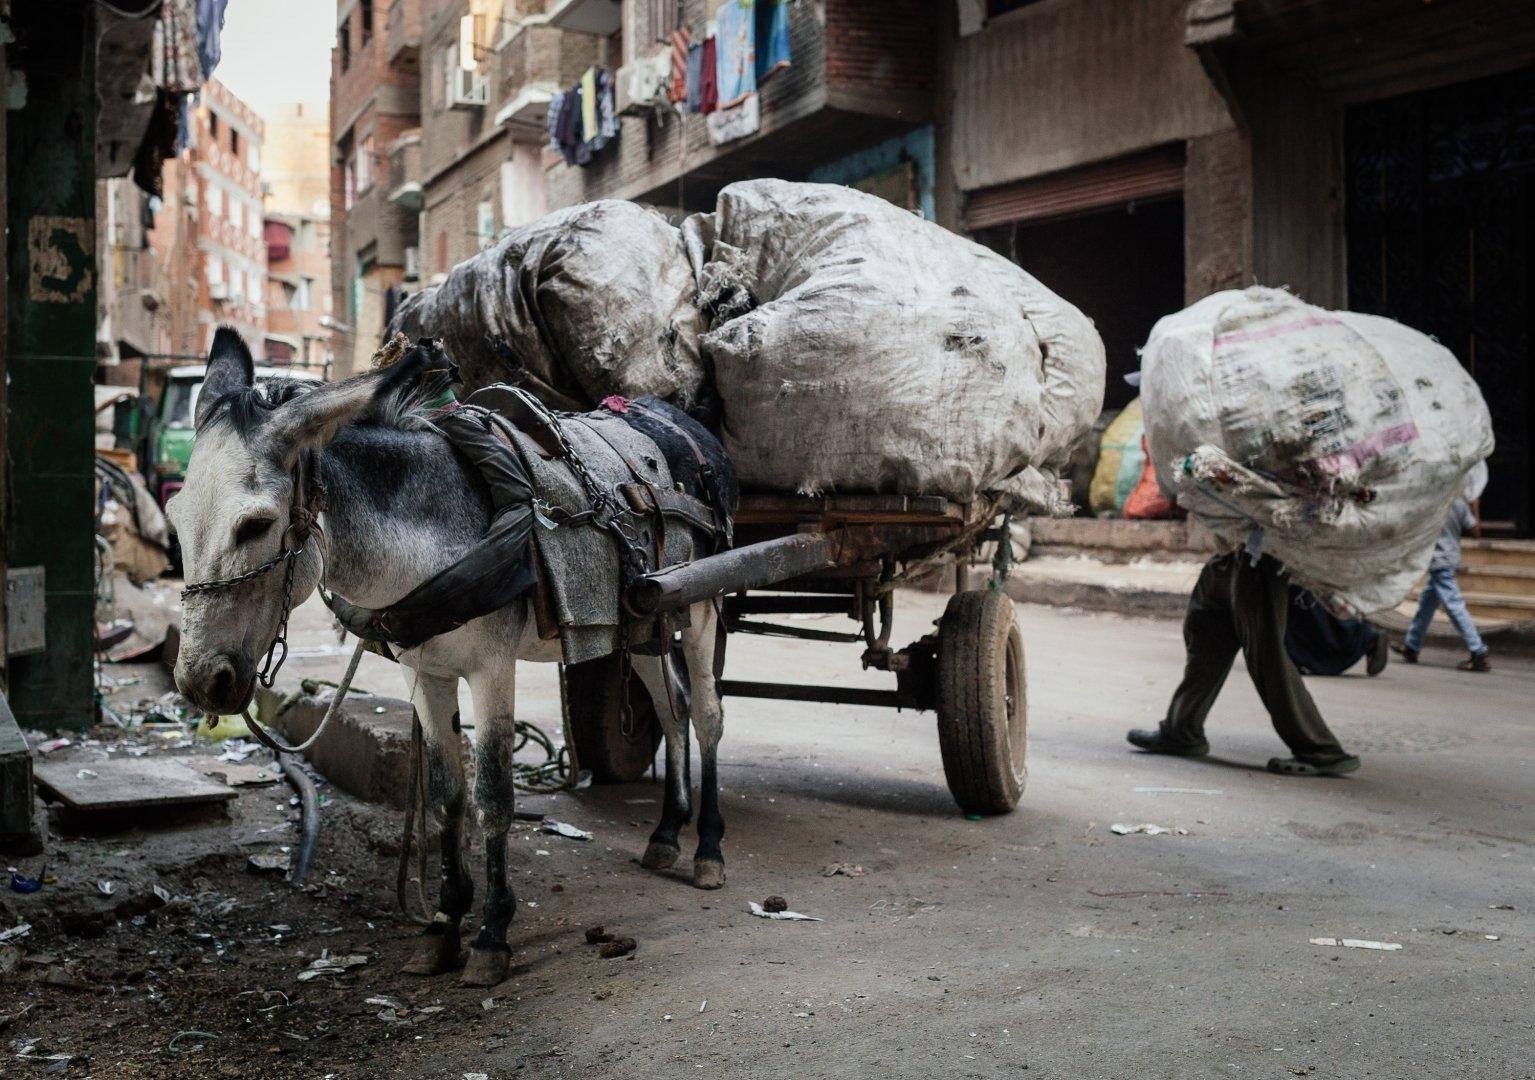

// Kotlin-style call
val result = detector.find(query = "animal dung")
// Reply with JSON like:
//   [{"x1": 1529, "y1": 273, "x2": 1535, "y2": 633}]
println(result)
[
  {"x1": 584, "y1": 925, "x2": 614, "y2": 945},
  {"x1": 599, "y1": 937, "x2": 637, "y2": 959},
  {"x1": 762, "y1": 896, "x2": 788, "y2": 913}
]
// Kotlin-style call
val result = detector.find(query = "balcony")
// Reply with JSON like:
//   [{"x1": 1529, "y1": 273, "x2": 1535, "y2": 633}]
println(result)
[
  {"x1": 387, "y1": 130, "x2": 423, "y2": 209},
  {"x1": 547, "y1": 0, "x2": 937, "y2": 210},
  {"x1": 386, "y1": 0, "x2": 423, "y2": 65},
  {"x1": 493, "y1": 18, "x2": 598, "y2": 134},
  {"x1": 348, "y1": 183, "x2": 416, "y2": 268},
  {"x1": 545, "y1": 0, "x2": 621, "y2": 36}
]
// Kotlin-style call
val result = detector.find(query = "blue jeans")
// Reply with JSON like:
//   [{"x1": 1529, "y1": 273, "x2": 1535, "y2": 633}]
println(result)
[{"x1": 1406, "y1": 565, "x2": 1487, "y2": 656}]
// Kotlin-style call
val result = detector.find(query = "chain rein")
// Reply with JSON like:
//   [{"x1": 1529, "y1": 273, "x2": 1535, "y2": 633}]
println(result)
[{"x1": 180, "y1": 461, "x2": 325, "y2": 690}]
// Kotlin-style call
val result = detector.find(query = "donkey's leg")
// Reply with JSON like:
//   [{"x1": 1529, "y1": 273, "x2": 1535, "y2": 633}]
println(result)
[
  {"x1": 460, "y1": 663, "x2": 520, "y2": 988},
  {"x1": 631, "y1": 652, "x2": 692, "y2": 871},
  {"x1": 401, "y1": 669, "x2": 473, "y2": 976},
  {"x1": 682, "y1": 603, "x2": 727, "y2": 889}
]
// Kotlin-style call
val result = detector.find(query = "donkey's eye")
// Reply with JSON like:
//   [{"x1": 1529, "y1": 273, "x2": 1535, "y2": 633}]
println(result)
[{"x1": 233, "y1": 516, "x2": 276, "y2": 546}]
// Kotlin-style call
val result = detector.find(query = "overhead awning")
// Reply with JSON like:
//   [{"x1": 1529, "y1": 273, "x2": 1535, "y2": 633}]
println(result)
[{"x1": 963, "y1": 145, "x2": 1186, "y2": 232}]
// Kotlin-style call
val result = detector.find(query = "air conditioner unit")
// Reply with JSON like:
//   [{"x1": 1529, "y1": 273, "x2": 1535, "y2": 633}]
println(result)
[
  {"x1": 209, "y1": 281, "x2": 229, "y2": 301},
  {"x1": 448, "y1": 68, "x2": 490, "y2": 110}
]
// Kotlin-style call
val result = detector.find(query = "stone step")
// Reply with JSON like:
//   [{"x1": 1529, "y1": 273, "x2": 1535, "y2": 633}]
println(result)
[
  {"x1": 1458, "y1": 564, "x2": 1535, "y2": 598},
  {"x1": 1459, "y1": 538, "x2": 1535, "y2": 569}
]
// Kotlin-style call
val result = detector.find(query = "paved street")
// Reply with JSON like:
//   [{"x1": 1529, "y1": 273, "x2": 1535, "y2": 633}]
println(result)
[{"x1": 280, "y1": 590, "x2": 1533, "y2": 1079}]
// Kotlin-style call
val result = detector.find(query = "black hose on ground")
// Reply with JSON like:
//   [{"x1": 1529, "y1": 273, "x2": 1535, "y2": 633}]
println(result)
[{"x1": 279, "y1": 752, "x2": 320, "y2": 886}]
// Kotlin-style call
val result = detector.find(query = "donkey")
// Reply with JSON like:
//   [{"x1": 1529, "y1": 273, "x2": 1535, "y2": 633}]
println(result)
[{"x1": 168, "y1": 329, "x2": 732, "y2": 987}]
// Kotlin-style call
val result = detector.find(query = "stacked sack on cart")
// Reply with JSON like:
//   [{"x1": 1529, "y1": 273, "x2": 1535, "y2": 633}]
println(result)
[
  {"x1": 1139, "y1": 286, "x2": 1494, "y2": 615},
  {"x1": 392, "y1": 180, "x2": 1106, "y2": 516}
]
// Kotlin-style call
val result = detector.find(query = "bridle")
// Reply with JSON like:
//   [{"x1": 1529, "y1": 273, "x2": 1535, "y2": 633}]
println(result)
[{"x1": 180, "y1": 451, "x2": 333, "y2": 714}]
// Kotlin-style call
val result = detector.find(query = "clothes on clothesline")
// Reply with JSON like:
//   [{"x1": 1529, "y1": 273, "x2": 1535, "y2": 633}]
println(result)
[
  {"x1": 196, "y1": 0, "x2": 229, "y2": 80},
  {"x1": 757, "y1": 0, "x2": 791, "y2": 81},
  {"x1": 698, "y1": 36, "x2": 719, "y2": 114},
  {"x1": 715, "y1": 0, "x2": 756, "y2": 108},
  {"x1": 668, "y1": 27, "x2": 693, "y2": 104},
  {"x1": 548, "y1": 69, "x2": 619, "y2": 166}
]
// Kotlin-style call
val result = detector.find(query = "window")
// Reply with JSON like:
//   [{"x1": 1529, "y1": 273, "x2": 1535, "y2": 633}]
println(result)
[
  {"x1": 476, "y1": 200, "x2": 495, "y2": 249},
  {"x1": 248, "y1": 208, "x2": 262, "y2": 239},
  {"x1": 209, "y1": 113, "x2": 219, "y2": 141},
  {"x1": 296, "y1": 277, "x2": 312, "y2": 311},
  {"x1": 230, "y1": 128, "x2": 241, "y2": 157},
  {"x1": 344, "y1": 150, "x2": 357, "y2": 210},
  {"x1": 339, "y1": 23, "x2": 351, "y2": 72},
  {"x1": 206, "y1": 183, "x2": 223, "y2": 219},
  {"x1": 230, "y1": 267, "x2": 244, "y2": 300},
  {"x1": 247, "y1": 142, "x2": 260, "y2": 172},
  {"x1": 647, "y1": 0, "x2": 673, "y2": 44},
  {"x1": 206, "y1": 254, "x2": 224, "y2": 285},
  {"x1": 358, "y1": 135, "x2": 374, "y2": 192},
  {"x1": 230, "y1": 199, "x2": 242, "y2": 230},
  {"x1": 360, "y1": 0, "x2": 373, "y2": 44}
]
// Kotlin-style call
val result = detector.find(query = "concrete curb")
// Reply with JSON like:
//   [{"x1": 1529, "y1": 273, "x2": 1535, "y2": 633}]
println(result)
[{"x1": 275, "y1": 691, "x2": 425, "y2": 810}]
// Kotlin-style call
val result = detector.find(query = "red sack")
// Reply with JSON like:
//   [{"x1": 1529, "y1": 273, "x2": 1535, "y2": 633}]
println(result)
[{"x1": 1123, "y1": 435, "x2": 1178, "y2": 520}]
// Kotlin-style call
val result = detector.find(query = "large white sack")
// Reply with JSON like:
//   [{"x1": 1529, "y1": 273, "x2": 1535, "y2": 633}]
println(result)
[
  {"x1": 391, "y1": 201, "x2": 705, "y2": 407},
  {"x1": 1140, "y1": 287, "x2": 1494, "y2": 615},
  {"x1": 683, "y1": 180, "x2": 1105, "y2": 511}
]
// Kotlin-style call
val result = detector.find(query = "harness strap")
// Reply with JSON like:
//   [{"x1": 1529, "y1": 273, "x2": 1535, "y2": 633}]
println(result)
[{"x1": 235, "y1": 637, "x2": 368, "y2": 755}]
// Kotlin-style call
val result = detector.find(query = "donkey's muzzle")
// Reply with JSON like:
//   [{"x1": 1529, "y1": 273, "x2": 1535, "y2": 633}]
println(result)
[{"x1": 179, "y1": 650, "x2": 254, "y2": 715}]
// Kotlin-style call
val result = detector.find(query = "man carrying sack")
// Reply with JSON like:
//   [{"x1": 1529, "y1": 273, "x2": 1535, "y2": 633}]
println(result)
[{"x1": 1127, "y1": 552, "x2": 1362, "y2": 777}]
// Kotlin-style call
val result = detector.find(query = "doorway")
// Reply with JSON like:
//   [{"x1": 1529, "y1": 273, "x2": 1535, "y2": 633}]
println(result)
[{"x1": 1346, "y1": 66, "x2": 1535, "y2": 535}]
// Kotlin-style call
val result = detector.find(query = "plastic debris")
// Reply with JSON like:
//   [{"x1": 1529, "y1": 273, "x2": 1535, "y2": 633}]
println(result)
[
  {"x1": 97, "y1": 881, "x2": 115, "y2": 896},
  {"x1": 541, "y1": 820, "x2": 594, "y2": 841},
  {"x1": 749, "y1": 901, "x2": 823, "y2": 922},
  {"x1": 1308, "y1": 937, "x2": 1401, "y2": 951},
  {"x1": 36, "y1": 738, "x2": 71, "y2": 754},
  {"x1": 465, "y1": 1073, "x2": 490, "y2": 1080},
  {"x1": 247, "y1": 853, "x2": 291, "y2": 876},
  {"x1": 8, "y1": 867, "x2": 45, "y2": 893},
  {"x1": 1110, "y1": 823, "x2": 1188, "y2": 836},
  {"x1": 297, "y1": 954, "x2": 369, "y2": 981},
  {"x1": 75, "y1": 769, "x2": 98, "y2": 780},
  {"x1": 822, "y1": 863, "x2": 866, "y2": 877}
]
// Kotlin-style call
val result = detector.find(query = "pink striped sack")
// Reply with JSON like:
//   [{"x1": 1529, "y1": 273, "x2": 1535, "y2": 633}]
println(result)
[{"x1": 1140, "y1": 287, "x2": 1492, "y2": 615}]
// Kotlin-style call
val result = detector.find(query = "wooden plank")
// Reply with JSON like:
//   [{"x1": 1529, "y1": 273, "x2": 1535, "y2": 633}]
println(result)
[{"x1": 34, "y1": 759, "x2": 236, "y2": 812}]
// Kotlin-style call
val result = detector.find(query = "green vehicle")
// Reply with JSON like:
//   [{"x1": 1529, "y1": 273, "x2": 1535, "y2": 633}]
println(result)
[{"x1": 152, "y1": 364, "x2": 322, "y2": 507}]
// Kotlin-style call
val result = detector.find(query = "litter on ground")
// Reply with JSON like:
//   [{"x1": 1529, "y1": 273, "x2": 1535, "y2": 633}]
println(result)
[
  {"x1": 749, "y1": 901, "x2": 823, "y2": 922},
  {"x1": 541, "y1": 820, "x2": 594, "y2": 841},
  {"x1": 1111, "y1": 823, "x2": 1189, "y2": 836},
  {"x1": 1309, "y1": 937, "x2": 1402, "y2": 951}
]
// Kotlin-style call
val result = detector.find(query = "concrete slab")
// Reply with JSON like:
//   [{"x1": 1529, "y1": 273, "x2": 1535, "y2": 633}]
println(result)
[
  {"x1": 33, "y1": 759, "x2": 235, "y2": 812},
  {"x1": 275, "y1": 691, "x2": 426, "y2": 809}
]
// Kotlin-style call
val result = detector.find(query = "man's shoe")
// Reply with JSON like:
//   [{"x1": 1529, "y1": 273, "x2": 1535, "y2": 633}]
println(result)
[
  {"x1": 1267, "y1": 753, "x2": 1361, "y2": 777},
  {"x1": 1457, "y1": 651, "x2": 1491, "y2": 673},
  {"x1": 1391, "y1": 642, "x2": 1419, "y2": 664},
  {"x1": 1366, "y1": 633, "x2": 1389, "y2": 677},
  {"x1": 1127, "y1": 727, "x2": 1210, "y2": 757}
]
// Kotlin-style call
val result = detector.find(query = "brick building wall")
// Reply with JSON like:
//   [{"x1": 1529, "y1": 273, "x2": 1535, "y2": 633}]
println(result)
[
  {"x1": 193, "y1": 80, "x2": 268, "y2": 356},
  {"x1": 331, "y1": 0, "x2": 423, "y2": 375}
]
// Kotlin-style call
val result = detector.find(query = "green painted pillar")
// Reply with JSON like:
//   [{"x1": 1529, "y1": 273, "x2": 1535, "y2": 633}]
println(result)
[{"x1": 5, "y1": 0, "x2": 97, "y2": 730}]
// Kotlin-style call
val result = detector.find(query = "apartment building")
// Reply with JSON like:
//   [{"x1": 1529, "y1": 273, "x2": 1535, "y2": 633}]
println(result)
[
  {"x1": 331, "y1": 0, "x2": 424, "y2": 377},
  {"x1": 191, "y1": 80, "x2": 269, "y2": 353},
  {"x1": 263, "y1": 101, "x2": 335, "y2": 373}
]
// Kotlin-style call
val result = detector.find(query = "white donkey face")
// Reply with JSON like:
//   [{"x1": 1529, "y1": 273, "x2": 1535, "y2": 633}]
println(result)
[{"x1": 169, "y1": 328, "x2": 421, "y2": 714}]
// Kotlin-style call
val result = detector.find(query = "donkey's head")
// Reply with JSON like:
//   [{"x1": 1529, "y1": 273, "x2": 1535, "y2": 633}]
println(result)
[{"x1": 168, "y1": 328, "x2": 428, "y2": 714}]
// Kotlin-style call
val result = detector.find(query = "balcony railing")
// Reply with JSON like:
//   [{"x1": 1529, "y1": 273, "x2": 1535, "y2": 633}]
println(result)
[
  {"x1": 493, "y1": 19, "x2": 598, "y2": 130},
  {"x1": 387, "y1": 131, "x2": 423, "y2": 209}
]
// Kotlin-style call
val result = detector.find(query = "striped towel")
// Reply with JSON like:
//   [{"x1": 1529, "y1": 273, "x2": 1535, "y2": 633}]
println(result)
[{"x1": 668, "y1": 26, "x2": 693, "y2": 103}]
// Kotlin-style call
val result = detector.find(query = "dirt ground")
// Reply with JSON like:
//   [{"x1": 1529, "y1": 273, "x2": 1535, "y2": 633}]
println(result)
[{"x1": 2, "y1": 590, "x2": 1531, "y2": 1079}]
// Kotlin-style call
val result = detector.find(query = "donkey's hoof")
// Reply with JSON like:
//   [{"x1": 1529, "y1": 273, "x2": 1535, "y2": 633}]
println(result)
[
  {"x1": 460, "y1": 946, "x2": 511, "y2": 988},
  {"x1": 692, "y1": 858, "x2": 726, "y2": 890},
  {"x1": 641, "y1": 841, "x2": 680, "y2": 870},
  {"x1": 401, "y1": 928, "x2": 462, "y2": 976}
]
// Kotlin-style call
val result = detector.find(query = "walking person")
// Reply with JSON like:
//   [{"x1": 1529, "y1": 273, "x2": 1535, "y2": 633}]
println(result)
[
  {"x1": 1127, "y1": 552, "x2": 1361, "y2": 777},
  {"x1": 1396, "y1": 497, "x2": 1491, "y2": 672}
]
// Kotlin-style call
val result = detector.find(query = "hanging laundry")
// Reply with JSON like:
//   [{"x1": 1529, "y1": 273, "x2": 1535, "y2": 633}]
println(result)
[
  {"x1": 699, "y1": 35, "x2": 719, "y2": 115},
  {"x1": 668, "y1": 27, "x2": 693, "y2": 104},
  {"x1": 685, "y1": 41, "x2": 704, "y2": 113},
  {"x1": 756, "y1": 0, "x2": 791, "y2": 82},
  {"x1": 593, "y1": 68, "x2": 618, "y2": 146},
  {"x1": 195, "y1": 0, "x2": 229, "y2": 80},
  {"x1": 580, "y1": 68, "x2": 599, "y2": 147},
  {"x1": 553, "y1": 85, "x2": 583, "y2": 165},
  {"x1": 547, "y1": 89, "x2": 566, "y2": 153},
  {"x1": 714, "y1": 0, "x2": 757, "y2": 109},
  {"x1": 706, "y1": 92, "x2": 760, "y2": 146},
  {"x1": 159, "y1": 0, "x2": 202, "y2": 93}
]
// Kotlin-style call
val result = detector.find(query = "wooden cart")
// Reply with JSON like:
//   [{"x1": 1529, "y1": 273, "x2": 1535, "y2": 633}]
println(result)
[{"x1": 562, "y1": 494, "x2": 1027, "y2": 815}]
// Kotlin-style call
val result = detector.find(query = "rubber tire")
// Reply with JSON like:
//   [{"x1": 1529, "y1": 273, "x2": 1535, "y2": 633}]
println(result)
[
  {"x1": 935, "y1": 589, "x2": 1027, "y2": 815},
  {"x1": 561, "y1": 654, "x2": 663, "y2": 784}
]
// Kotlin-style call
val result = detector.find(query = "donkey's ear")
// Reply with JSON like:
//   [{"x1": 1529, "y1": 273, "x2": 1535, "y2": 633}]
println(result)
[
  {"x1": 196, "y1": 327, "x2": 255, "y2": 428},
  {"x1": 260, "y1": 347, "x2": 431, "y2": 465}
]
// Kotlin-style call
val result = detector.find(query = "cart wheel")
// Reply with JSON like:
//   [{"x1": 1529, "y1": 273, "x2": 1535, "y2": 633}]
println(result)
[
  {"x1": 935, "y1": 589, "x2": 1027, "y2": 815},
  {"x1": 561, "y1": 654, "x2": 663, "y2": 784}
]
